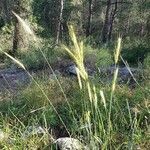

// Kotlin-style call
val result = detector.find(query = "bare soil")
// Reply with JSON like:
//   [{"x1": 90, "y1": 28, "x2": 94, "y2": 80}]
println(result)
[{"x1": 0, "y1": 67, "x2": 30, "y2": 92}]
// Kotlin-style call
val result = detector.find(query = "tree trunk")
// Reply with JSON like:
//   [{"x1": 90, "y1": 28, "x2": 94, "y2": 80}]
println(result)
[
  {"x1": 86, "y1": 0, "x2": 93, "y2": 37},
  {"x1": 12, "y1": 0, "x2": 22, "y2": 56},
  {"x1": 1, "y1": 0, "x2": 11, "y2": 23},
  {"x1": 12, "y1": 0, "x2": 20, "y2": 56},
  {"x1": 140, "y1": 23, "x2": 144, "y2": 37},
  {"x1": 12, "y1": 19, "x2": 19, "y2": 55},
  {"x1": 56, "y1": 0, "x2": 64, "y2": 45},
  {"x1": 125, "y1": 15, "x2": 130, "y2": 35},
  {"x1": 108, "y1": 0, "x2": 118, "y2": 41},
  {"x1": 146, "y1": 16, "x2": 150, "y2": 37},
  {"x1": 101, "y1": 0, "x2": 112, "y2": 43}
]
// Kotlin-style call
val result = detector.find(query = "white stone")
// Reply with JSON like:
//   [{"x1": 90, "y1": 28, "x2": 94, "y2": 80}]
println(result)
[{"x1": 55, "y1": 137, "x2": 86, "y2": 150}]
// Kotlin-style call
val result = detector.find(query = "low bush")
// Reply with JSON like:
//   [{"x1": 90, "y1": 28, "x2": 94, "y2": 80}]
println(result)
[
  {"x1": 20, "y1": 41, "x2": 65, "y2": 70},
  {"x1": 0, "y1": 24, "x2": 13, "y2": 62},
  {"x1": 121, "y1": 38, "x2": 150, "y2": 65},
  {"x1": 84, "y1": 45, "x2": 113, "y2": 68}
]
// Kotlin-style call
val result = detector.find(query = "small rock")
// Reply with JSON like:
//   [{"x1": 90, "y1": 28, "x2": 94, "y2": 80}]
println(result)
[
  {"x1": 66, "y1": 64, "x2": 94, "y2": 76},
  {"x1": 22, "y1": 126, "x2": 46, "y2": 139},
  {"x1": 67, "y1": 65, "x2": 77, "y2": 75},
  {"x1": 99, "y1": 66, "x2": 141, "y2": 81},
  {"x1": 55, "y1": 137, "x2": 86, "y2": 150}
]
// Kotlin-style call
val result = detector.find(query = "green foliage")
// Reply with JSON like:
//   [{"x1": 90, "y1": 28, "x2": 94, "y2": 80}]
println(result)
[
  {"x1": 0, "y1": 71, "x2": 149, "y2": 149},
  {"x1": 20, "y1": 41, "x2": 64, "y2": 69},
  {"x1": 84, "y1": 45, "x2": 113, "y2": 68},
  {"x1": 114, "y1": 85, "x2": 149, "y2": 127},
  {"x1": 144, "y1": 53, "x2": 150, "y2": 69},
  {"x1": 0, "y1": 118, "x2": 52, "y2": 149},
  {"x1": 0, "y1": 24, "x2": 13, "y2": 62},
  {"x1": 96, "y1": 48, "x2": 113, "y2": 67},
  {"x1": 31, "y1": 0, "x2": 73, "y2": 38},
  {"x1": 17, "y1": 76, "x2": 82, "y2": 127},
  {"x1": 122, "y1": 39, "x2": 150, "y2": 65},
  {"x1": 19, "y1": 77, "x2": 67, "y2": 108}
]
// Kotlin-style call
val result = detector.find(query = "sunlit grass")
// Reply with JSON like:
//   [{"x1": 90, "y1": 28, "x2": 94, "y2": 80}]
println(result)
[{"x1": 62, "y1": 26, "x2": 123, "y2": 149}]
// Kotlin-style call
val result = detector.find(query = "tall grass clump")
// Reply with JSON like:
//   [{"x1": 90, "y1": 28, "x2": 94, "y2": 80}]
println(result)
[
  {"x1": 63, "y1": 26, "x2": 149, "y2": 149},
  {"x1": 62, "y1": 25, "x2": 122, "y2": 149}
]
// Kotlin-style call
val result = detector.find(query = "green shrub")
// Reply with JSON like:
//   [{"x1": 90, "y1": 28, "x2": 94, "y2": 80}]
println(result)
[
  {"x1": 0, "y1": 24, "x2": 13, "y2": 62},
  {"x1": 19, "y1": 77, "x2": 68, "y2": 108},
  {"x1": 122, "y1": 39, "x2": 150, "y2": 65},
  {"x1": 20, "y1": 41, "x2": 65, "y2": 70},
  {"x1": 96, "y1": 48, "x2": 113, "y2": 67},
  {"x1": 143, "y1": 53, "x2": 150, "y2": 69},
  {"x1": 84, "y1": 45, "x2": 113, "y2": 68}
]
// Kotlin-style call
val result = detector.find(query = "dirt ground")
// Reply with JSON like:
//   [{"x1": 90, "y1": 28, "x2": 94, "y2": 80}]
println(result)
[{"x1": 0, "y1": 67, "x2": 29, "y2": 91}]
